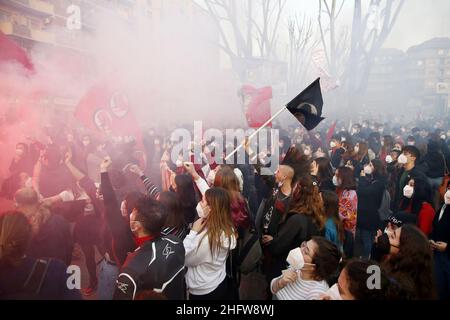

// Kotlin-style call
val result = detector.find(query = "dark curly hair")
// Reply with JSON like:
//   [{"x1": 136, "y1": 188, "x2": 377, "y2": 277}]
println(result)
[
  {"x1": 311, "y1": 237, "x2": 341, "y2": 282},
  {"x1": 343, "y1": 259, "x2": 415, "y2": 300},
  {"x1": 382, "y1": 224, "x2": 436, "y2": 299}
]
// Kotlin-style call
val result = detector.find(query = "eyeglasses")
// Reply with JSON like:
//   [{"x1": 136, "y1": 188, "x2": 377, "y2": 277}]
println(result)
[{"x1": 300, "y1": 241, "x2": 311, "y2": 257}]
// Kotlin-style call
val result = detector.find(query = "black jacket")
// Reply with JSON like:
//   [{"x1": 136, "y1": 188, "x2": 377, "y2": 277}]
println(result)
[
  {"x1": 264, "y1": 211, "x2": 322, "y2": 280},
  {"x1": 101, "y1": 172, "x2": 136, "y2": 266},
  {"x1": 430, "y1": 204, "x2": 450, "y2": 258},
  {"x1": 393, "y1": 166, "x2": 428, "y2": 212},
  {"x1": 356, "y1": 176, "x2": 386, "y2": 231},
  {"x1": 421, "y1": 151, "x2": 446, "y2": 179},
  {"x1": 0, "y1": 257, "x2": 81, "y2": 300},
  {"x1": 331, "y1": 148, "x2": 345, "y2": 169},
  {"x1": 26, "y1": 214, "x2": 73, "y2": 266},
  {"x1": 113, "y1": 235, "x2": 185, "y2": 300}
]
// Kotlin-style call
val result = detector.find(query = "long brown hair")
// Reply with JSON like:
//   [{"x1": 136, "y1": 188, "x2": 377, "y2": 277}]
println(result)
[
  {"x1": 159, "y1": 191, "x2": 185, "y2": 229},
  {"x1": 213, "y1": 166, "x2": 242, "y2": 203},
  {"x1": 336, "y1": 166, "x2": 357, "y2": 191},
  {"x1": 341, "y1": 141, "x2": 354, "y2": 162},
  {"x1": 0, "y1": 211, "x2": 31, "y2": 267},
  {"x1": 199, "y1": 188, "x2": 235, "y2": 257},
  {"x1": 289, "y1": 176, "x2": 325, "y2": 230},
  {"x1": 382, "y1": 224, "x2": 436, "y2": 300},
  {"x1": 314, "y1": 157, "x2": 333, "y2": 182},
  {"x1": 354, "y1": 142, "x2": 368, "y2": 162},
  {"x1": 321, "y1": 190, "x2": 345, "y2": 244}
]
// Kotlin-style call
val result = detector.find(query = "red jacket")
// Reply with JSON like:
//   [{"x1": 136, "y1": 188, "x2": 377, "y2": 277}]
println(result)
[{"x1": 417, "y1": 202, "x2": 435, "y2": 236}]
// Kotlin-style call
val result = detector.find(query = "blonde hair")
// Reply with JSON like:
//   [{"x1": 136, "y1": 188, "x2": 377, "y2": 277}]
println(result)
[{"x1": 14, "y1": 188, "x2": 51, "y2": 234}]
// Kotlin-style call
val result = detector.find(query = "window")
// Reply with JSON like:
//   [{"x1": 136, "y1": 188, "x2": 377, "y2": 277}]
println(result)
[
  {"x1": 427, "y1": 59, "x2": 438, "y2": 66},
  {"x1": 426, "y1": 69, "x2": 438, "y2": 77},
  {"x1": 0, "y1": 9, "x2": 10, "y2": 22},
  {"x1": 438, "y1": 49, "x2": 445, "y2": 55},
  {"x1": 417, "y1": 60, "x2": 424, "y2": 66},
  {"x1": 425, "y1": 80, "x2": 436, "y2": 89},
  {"x1": 29, "y1": 18, "x2": 40, "y2": 30}
]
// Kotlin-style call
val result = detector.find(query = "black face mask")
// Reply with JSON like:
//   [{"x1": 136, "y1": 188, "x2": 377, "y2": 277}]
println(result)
[{"x1": 372, "y1": 233, "x2": 391, "y2": 261}]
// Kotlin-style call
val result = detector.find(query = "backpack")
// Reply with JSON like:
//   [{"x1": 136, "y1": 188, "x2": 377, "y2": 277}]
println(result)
[
  {"x1": 0, "y1": 259, "x2": 51, "y2": 300},
  {"x1": 236, "y1": 200, "x2": 262, "y2": 275},
  {"x1": 378, "y1": 189, "x2": 392, "y2": 221}
]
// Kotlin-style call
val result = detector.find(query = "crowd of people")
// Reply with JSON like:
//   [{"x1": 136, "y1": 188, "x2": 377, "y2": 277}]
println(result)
[{"x1": 0, "y1": 116, "x2": 450, "y2": 300}]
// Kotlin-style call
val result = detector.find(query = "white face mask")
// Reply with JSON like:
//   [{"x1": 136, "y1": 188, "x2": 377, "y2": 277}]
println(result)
[
  {"x1": 441, "y1": 134, "x2": 446, "y2": 140},
  {"x1": 354, "y1": 146, "x2": 359, "y2": 153},
  {"x1": 385, "y1": 155, "x2": 393, "y2": 164},
  {"x1": 196, "y1": 202, "x2": 210, "y2": 219},
  {"x1": 59, "y1": 190, "x2": 75, "y2": 202},
  {"x1": 330, "y1": 142, "x2": 337, "y2": 148},
  {"x1": 407, "y1": 141, "x2": 415, "y2": 146},
  {"x1": 384, "y1": 227, "x2": 394, "y2": 237},
  {"x1": 444, "y1": 190, "x2": 450, "y2": 205},
  {"x1": 120, "y1": 200, "x2": 128, "y2": 217},
  {"x1": 397, "y1": 154, "x2": 408, "y2": 165},
  {"x1": 130, "y1": 220, "x2": 139, "y2": 234},
  {"x1": 82, "y1": 140, "x2": 90, "y2": 147},
  {"x1": 325, "y1": 283, "x2": 343, "y2": 300},
  {"x1": 304, "y1": 149, "x2": 311, "y2": 156},
  {"x1": 332, "y1": 175, "x2": 341, "y2": 187},
  {"x1": 364, "y1": 165, "x2": 373, "y2": 175},
  {"x1": 23, "y1": 177, "x2": 32, "y2": 188},
  {"x1": 15, "y1": 149, "x2": 25, "y2": 157},
  {"x1": 175, "y1": 159, "x2": 183, "y2": 167},
  {"x1": 286, "y1": 247, "x2": 314, "y2": 271},
  {"x1": 84, "y1": 203, "x2": 95, "y2": 216},
  {"x1": 403, "y1": 185, "x2": 414, "y2": 199}
]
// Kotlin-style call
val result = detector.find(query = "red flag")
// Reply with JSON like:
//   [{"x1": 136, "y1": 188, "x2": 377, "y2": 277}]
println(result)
[
  {"x1": 75, "y1": 83, "x2": 143, "y2": 148},
  {"x1": 326, "y1": 120, "x2": 337, "y2": 143},
  {"x1": 0, "y1": 31, "x2": 34, "y2": 71},
  {"x1": 239, "y1": 85, "x2": 272, "y2": 128}
]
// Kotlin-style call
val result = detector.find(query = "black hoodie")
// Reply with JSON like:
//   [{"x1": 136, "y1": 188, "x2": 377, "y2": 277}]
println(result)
[{"x1": 421, "y1": 140, "x2": 446, "y2": 179}]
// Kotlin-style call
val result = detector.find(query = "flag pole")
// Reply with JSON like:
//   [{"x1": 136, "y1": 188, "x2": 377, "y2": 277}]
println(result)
[{"x1": 224, "y1": 106, "x2": 287, "y2": 161}]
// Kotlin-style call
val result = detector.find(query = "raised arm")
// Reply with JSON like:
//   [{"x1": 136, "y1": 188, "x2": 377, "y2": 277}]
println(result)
[
  {"x1": 128, "y1": 164, "x2": 160, "y2": 199},
  {"x1": 64, "y1": 150, "x2": 85, "y2": 182},
  {"x1": 184, "y1": 162, "x2": 209, "y2": 196},
  {"x1": 100, "y1": 157, "x2": 134, "y2": 265}
]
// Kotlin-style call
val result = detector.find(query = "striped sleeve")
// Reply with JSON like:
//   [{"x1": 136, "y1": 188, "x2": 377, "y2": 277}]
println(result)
[
  {"x1": 276, "y1": 279, "x2": 329, "y2": 300},
  {"x1": 140, "y1": 175, "x2": 160, "y2": 199}
]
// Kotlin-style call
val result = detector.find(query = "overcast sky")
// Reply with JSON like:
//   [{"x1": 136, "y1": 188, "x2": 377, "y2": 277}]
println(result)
[{"x1": 286, "y1": 0, "x2": 450, "y2": 51}]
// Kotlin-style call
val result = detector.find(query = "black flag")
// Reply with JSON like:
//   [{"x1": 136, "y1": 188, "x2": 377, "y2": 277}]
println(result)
[{"x1": 286, "y1": 78, "x2": 325, "y2": 131}]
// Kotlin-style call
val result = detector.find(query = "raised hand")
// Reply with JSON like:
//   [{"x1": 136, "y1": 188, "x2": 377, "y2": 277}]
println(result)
[{"x1": 100, "y1": 157, "x2": 113, "y2": 172}]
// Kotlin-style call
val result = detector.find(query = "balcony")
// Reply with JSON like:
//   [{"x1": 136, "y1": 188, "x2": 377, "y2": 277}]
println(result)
[
  {"x1": 0, "y1": 20, "x2": 54, "y2": 44},
  {"x1": 0, "y1": 21, "x2": 13, "y2": 35},
  {"x1": 30, "y1": 28, "x2": 54, "y2": 44},
  {"x1": 0, "y1": 21, "x2": 31, "y2": 38},
  {"x1": 3, "y1": 0, "x2": 54, "y2": 17}
]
